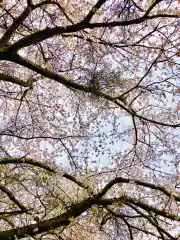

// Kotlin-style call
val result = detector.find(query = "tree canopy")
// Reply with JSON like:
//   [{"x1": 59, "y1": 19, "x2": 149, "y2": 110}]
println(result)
[{"x1": 0, "y1": 0, "x2": 179, "y2": 239}]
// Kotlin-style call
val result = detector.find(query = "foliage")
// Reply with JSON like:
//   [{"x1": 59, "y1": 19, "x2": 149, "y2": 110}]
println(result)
[{"x1": 0, "y1": 0, "x2": 179, "y2": 239}]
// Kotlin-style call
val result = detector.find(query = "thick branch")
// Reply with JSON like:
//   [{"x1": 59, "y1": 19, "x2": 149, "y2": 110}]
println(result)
[
  {"x1": 63, "y1": 173, "x2": 94, "y2": 195},
  {"x1": 0, "y1": 157, "x2": 57, "y2": 173},
  {"x1": 144, "y1": 0, "x2": 163, "y2": 17},
  {"x1": 83, "y1": 0, "x2": 107, "y2": 23},
  {"x1": 0, "y1": 177, "x2": 178, "y2": 239},
  {"x1": 98, "y1": 197, "x2": 179, "y2": 221},
  {"x1": 128, "y1": 204, "x2": 177, "y2": 240},
  {"x1": 5, "y1": 14, "x2": 178, "y2": 52},
  {"x1": 0, "y1": 197, "x2": 96, "y2": 239},
  {"x1": 2, "y1": 158, "x2": 178, "y2": 201},
  {"x1": 0, "y1": 184, "x2": 28, "y2": 212},
  {"x1": 8, "y1": 53, "x2": 93, "y2": 92},
  {"x1": 96, "y1": 176, "x2": 180, "y2": 202},
  {"x1": 0, "y1": 210, "x2": 25, "y2": 216},
  {"x1": 0, "y1": 72, "x2": 33, "y2": 87},
  {"x1": 0, "y1": 7, "x2": 32, "y2": 46},
  {"x1": 0, "y1": 0, "x2": 70, "y2": 46},
  {"x1": 4, "y1": 53, "x2": 180, "y2": 128}
]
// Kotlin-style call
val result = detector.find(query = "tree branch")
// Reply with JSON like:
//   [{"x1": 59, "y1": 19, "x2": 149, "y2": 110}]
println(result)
[
  {"x1": 63, "y1": 173, "x2": 94, "y2": 195},
  {"x1": 0, "y1": 72, "x2": 33, "y2": 87},
  {"x1": 4, "y1": 53, "x2": 180, "y2": 128},
  {"x1": 0, "y1": 210, "x2": 25, "y2": 216},
  {"x1": 0, "y1": 157, "x2": 57, "y2": 173},
  {"x1": 82, "y1": 0, "x2": 107, "y2": 23},
  {"x1": 0, "y1": 177, "x2": 178, "y2": 239},
  {"x1": 0, "y1": 0, "x2": 71, "y2": 46},
  {"x1": 144, "y1": 0, "x2": 163, "y2": 17},
  {"x1": 0, "y1": 197, "x2": 96, "y2": 239},
  {"x1": 99, "y1": 197, "x2": 178, "y2": 221},
  {"x1": 5, "y1": 14, "x2": 178, "y2": 52},
  {"x1": 0, "y1": 184, "x2": 28, "y2": 213},
  {"x1": 95, "y1": 176, "x2": 180, "y2": 202},
  {"x1": 128, "y1": 204, "x2": 177, "y2": 240}
]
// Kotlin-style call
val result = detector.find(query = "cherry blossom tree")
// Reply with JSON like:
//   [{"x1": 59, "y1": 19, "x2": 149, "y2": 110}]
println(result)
[{"x1": 0, "y1": 0, "x2": 179, "y2": 239}]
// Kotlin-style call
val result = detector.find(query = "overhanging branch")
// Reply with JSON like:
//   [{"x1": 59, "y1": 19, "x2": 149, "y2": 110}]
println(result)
[
  {"x1": 0, "y1": 184, "x2": 28, "y2": 213},
  {"x1": 0, "y1": 197, "x2": 96, "y2": 239},
  {"x1": 0, "y1": 72, "x2": 33, "y2": 87},
  {"x1": 5, "y1": 53, "x2": 180, "y2": 128},
  {"x1": 0, "y1": 157, "x2": 57, "y2": 173},
  {"x1": 5, "y1": 14, "x2": 178, "y2": 52},
  {"x1": 0, "y1": 176, "x2": 178, "y2": 239}
]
